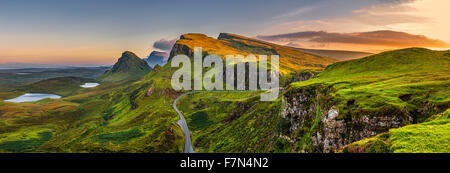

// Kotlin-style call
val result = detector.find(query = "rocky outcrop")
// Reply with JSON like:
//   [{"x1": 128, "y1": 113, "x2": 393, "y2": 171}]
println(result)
[
  {"x1": 168, "y1": 40, "x2": 194, "y2": 61},
  {"x1": 285, "y1": 71, "x2": 317, "y2": 86},
  {"x1": 110, "y1": 51, "x2": 151, "y2": 73},
  {"x1": 281, "y1": 85, "x2": 413, "y2": 153},
  {"x1": 146, "y1": 86, "x2": 179, "y2": 99}
]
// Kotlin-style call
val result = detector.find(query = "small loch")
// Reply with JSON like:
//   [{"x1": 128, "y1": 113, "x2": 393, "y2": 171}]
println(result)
[
  {"x1": 80, "y1": 83, "x2": 100, "y2": 88},
  {"x1": 4, "y1": 93, "x2": 61, "y2": 103}
]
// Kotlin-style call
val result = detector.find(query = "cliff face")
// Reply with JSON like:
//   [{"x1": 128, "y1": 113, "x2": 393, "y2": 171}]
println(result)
[
  {"x1": 167, "y1": 33, "x2": 336, "y2": 74},
  {"x1": 342, "y1": 109, "x2": 450, "y2": 153},
  {"x1": 281, "y1": 85, "x2": 413, "y2": 153},
  {"x1": 279, "y1": 48, "x2": 450, "y2": 153},
  {"x1": 168, "y1": 43, "x2": 193, "y2": 61}
]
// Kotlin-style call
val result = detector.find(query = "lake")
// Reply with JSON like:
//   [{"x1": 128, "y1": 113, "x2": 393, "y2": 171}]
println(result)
[
  {"x1": 80, "y1": 83, "x2": 100, "y2": 88},
  {"x1": 4, "y1": 93, "x2": 61, "y2": 103}
]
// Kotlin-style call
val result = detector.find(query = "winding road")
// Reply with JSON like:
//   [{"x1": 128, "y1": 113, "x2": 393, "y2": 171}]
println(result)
[
  {"x1": 173, "y1": 90, "x2": 261, "y2": 153},
  {"x1": 173, "y1": 91, "x2": 199, "y2": 153}
]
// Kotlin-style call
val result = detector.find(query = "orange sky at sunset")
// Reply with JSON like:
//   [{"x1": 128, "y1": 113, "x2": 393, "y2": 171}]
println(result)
[
  {"x1": 259, "y1": 0, "x2": 450, "y2": 53},
  {"x1": 0, "y1": 0, "x2": 449, "y2": 65}
]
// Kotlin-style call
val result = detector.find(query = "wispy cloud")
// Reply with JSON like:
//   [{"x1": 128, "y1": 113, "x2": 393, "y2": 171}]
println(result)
[
  {"x1": 262, "y1": 0, "x2": 450, "y2": 43},
  {"x1": 257, "y1": 30, "x2": 449, "y2": 47},
  {"x1": 272, "y1": 6, "x2": 314, "y2": 19},
  {"x1": 153, "y1": 38, "x2": 177, "y2": 51}
]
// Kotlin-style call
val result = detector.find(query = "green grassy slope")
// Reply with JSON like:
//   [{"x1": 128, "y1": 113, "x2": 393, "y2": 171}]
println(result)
[
  {"x1": 1, "y1": 31, "x2": 448, "y2": 154},
  {"x1": 0, "y1": 60, "x2": 183, "y2": 153},
  {"x1": 176, "y1": 91, "x2": 283, "y2": 152},
  {"x1": 44, "y1": 65, "x2": 184, "y2": 152},
  {"x1": 18, "y1": 76, "x2": 97, "y2": 97},
  {"x1": 100, "y1": 51, "x2": 152, "y2": 82},
  {"x1": 342, "y1": 109, "x2": 450, "y2": 153},
  {"x1": 291, "y1": 48, "x2": 450, "y2": 121},
  {"x1": 171, "y1": 33, "x2": 337, "y2": 74}
]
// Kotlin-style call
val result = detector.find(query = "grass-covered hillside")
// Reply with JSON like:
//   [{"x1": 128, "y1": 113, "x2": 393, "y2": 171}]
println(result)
[
  {"x1": 279, "y1": 48, "x2": 450, "y2": 152},
  {"x1": 176, "y1": 91, "x2": 284, "y2": 152},
  {"x1": 1, "y1": 30, "x2": 448, "y2": 153},
  {"x1": 291, "y1": 48, "x2": 450, "y2": 121},
  {"x1": 101, "y1": 51, "x2": 152, "y2": 82},
  {"x1": 170, "y1": 33, "x2": 337, "y2": 74},
  {"x1": 0, "y1": 51, "x2": 183, "y2": 153},
  {"x1": 342, "y1": 109, "x2": 449, "y2": 153},
  {"x1": 0, "y1": 66, "x2": 184, "y2": 152}
]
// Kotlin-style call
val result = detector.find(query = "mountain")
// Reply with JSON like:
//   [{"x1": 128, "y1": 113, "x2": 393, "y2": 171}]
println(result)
[
  {"x1": 0, "y1": 63, "x2": 107, "y2": 69},
  {"x1": 174, "y1": 48, "x2": 449, "y2": 153},
  {"x1": 0, "y1": 63, "x2": 73, "y2": 69},
  {"x1": 144, "y1": 51, "x2": 168, "y2": 68},
  {"x1": 100, "y1": 51, "x2": 152, "y2": 82},
  {"x1": 169, "y1": 33, "x2": 338, "y2": 74},
  {"x1": 281, "y1": 48, "x2": 450, "y2": 152},
  {"x1": 1, "y1": 31, "x2": 448, "y2": 154},
  {"x1": 295, "y1": 48, "x2": 373, "y2": 61}
]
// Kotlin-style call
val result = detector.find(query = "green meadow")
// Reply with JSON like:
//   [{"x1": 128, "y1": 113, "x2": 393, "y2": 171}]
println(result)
[{"x1": 0, "y1": 33, "x2": 448, "y2": 153}]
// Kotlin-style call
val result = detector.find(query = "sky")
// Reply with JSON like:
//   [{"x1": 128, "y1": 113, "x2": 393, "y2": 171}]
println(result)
[{"x1": 0, "y1": 0, "x2": 449, "y2": 65}]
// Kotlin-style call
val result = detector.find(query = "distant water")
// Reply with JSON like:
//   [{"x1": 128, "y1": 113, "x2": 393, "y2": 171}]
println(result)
[
  {"x1": 4, "y1": 93, "x2": 61, "y2": 103},
  {"x1": 80, "y1": 83, "x2": 100, "y2": 88}
]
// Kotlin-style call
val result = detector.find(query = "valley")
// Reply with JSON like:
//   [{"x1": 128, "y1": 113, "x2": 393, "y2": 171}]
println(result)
[{"x1": 0, "y1": 33, "x2": 448, "y2": 153}]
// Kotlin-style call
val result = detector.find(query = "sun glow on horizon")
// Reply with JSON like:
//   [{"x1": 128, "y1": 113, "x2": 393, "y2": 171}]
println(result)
[{"x1": 1, "y1": 0, "x2": 449, "y2": 65}]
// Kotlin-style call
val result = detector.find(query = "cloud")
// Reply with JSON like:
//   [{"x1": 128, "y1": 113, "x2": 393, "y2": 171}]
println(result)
[
  {"x1": 261, "y1": 0, "x2": 450, "y2": 44},
  {"x1": 272, "y1": 6, "x2": 314, "y2": 19},
  {"x1": 257, "y1": 30, "x2": 450, "y2": 52},
  {"x1": 153, "y1": 38, "x2": 177, "y2": 51}
]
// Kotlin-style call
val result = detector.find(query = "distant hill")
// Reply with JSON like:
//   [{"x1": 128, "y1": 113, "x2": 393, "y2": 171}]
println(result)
[
  {"x1": 169, "y1": 33, "x2": 337, "y2": 74},
  {"x1": 0, "y1": 63, "x2": 72, "y2": 69},
  {"x1": 0, "y1": 66, "x2": 108, "y2": 91},
  {"x1": 144, "y1": 51, "x2": 168, "y2": 68},
  {"x1": 19, "y1": 76, "x2": 97, "y2": 96},
  {"x1": 295, "y1": 48, "x2": 373, "y2": 61},
  {"x1": 100, "y1": 51, "x2": 152, "y2": 82},
  {"x1": 0, "y1": 63, "x2": 107, "y2": 69},
  {"x1": 314, "y1": 48, "x2": 449, "y2": 79}
]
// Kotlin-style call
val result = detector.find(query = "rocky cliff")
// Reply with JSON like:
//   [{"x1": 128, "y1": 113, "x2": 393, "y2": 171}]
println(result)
[
  {"x1": 281, "y1": 85, "x2": 413, "y2": 153},
  {"x1": 167, "y1": 33, "x2": 336, "y2": 74},
  {"x1": 279, "y1": 48, "x2": 450, "y2": 153}
]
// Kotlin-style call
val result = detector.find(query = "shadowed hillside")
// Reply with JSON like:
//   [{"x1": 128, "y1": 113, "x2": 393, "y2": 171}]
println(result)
[
  {"x1": 0, "y1": 32, "x2": 448, "y2": 153},
  {"x1": 101, "y1": 51, "x2": 152, "y2": 82}
]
